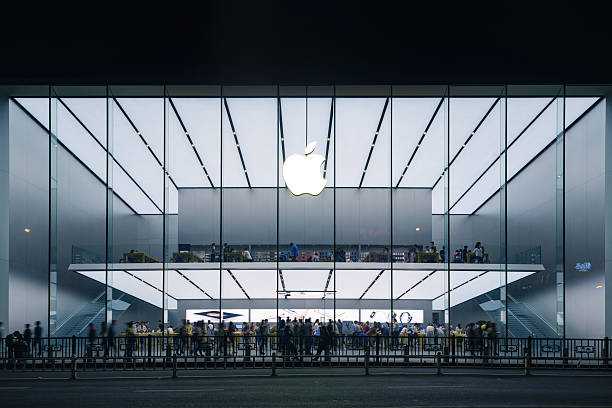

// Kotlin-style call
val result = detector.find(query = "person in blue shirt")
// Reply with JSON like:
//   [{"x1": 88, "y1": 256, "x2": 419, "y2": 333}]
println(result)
[{"x1": 290, "y1": 242, "x2": 298, "y2": 262}]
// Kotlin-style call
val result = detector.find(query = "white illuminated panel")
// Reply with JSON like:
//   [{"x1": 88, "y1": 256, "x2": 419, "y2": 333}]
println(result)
[
  {"x1": 179, "y1": 270, "x2": 220, "y2": 299},
  {"x1": 167, "y1": 270, "x2": 206, "y2": 299},
  {"x1": 281, "y1": 269, "x2": 330, "y2": 292},
  {"x1": 335, "y1": 269, "x2": 389, "y2": 299},
  {"x1": 227, "y1": 269, "x2": 277, "y2": 299},
  {"x1": 392, "y1": 270, "x2": 433, "y2": 298},
  {"x1": 171, "y1": 98, "x2": 221, "y2": 187}
]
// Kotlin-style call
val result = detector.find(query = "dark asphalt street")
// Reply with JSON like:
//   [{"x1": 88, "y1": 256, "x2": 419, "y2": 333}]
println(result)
[{"x1": 1, "y1": 369, "x2": 611, "y2": 407}]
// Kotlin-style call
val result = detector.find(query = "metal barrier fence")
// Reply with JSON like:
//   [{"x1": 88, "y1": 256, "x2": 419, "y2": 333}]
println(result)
[{"x1": 0, "y1": 335, "x2": 609, "y2": 374}]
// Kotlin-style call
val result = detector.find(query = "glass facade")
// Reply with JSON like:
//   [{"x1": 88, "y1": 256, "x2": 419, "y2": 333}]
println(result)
[{"x1": 1, "y1": 84, "x2": 607, "y2": 338}]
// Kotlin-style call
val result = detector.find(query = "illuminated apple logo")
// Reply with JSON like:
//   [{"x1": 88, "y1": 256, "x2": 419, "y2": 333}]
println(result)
[{"x1": 283, "y1": 141, "x2": 327, "y2": 196}]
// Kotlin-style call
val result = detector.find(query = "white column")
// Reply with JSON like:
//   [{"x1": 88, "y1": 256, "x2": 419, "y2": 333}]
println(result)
[
  {"x1": 605, "y1": 96, "x2": 612, "y2": 337},
  {"x1": 0, "y1": 94, "x2": 9, "y2": 329}
]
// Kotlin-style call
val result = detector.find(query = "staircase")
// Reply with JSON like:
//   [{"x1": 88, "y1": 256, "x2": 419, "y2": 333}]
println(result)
[
  {"x1": 472, "y1": 292, "x2": 559, "y2": 338},
  {"x1": 55, "y1": 292, "x2": 130, "y2": 337},
  {"x1": 506, "y1": 295, "x2": 559, "y2": 338}
]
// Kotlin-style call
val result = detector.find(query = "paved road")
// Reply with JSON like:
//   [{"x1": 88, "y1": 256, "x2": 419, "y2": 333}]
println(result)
[{"x1": 1, "y1": 369, "x2": 611, "y2": 407}]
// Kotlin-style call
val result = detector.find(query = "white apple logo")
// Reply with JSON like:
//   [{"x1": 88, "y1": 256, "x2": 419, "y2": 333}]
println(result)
[{"x1": 283, "y1": 141, "x2": 327, "y2": 196}]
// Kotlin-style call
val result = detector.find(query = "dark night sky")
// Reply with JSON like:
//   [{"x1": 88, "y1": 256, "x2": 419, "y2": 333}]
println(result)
[{"x1": 2, "y1": 3, "x2": 610, "y2": 85}]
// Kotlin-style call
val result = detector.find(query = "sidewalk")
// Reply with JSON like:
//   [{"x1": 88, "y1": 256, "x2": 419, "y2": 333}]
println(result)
[{"x1": 1, "y1": 366, "x2": 611, "y2": 381}]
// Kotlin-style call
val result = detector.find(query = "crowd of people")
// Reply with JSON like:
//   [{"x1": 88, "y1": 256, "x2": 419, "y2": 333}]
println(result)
[
  {"x1": 0, "y1": 317, "x2": 501, "y2": 360},
  {"x1": 201, "y1": 241, "x2": 487, "y2": 264}
]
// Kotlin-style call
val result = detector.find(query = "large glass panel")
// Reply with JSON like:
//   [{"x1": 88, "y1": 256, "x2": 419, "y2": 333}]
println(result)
[
  {"x1": 5, "y1": 86, "x2": 50, "y2": 336},
  {"x1": 48, "y1": 87, "x2": 108, "y2": 337},
  {"x1": 335, "y1": 87, "x2": 391, "y2": 336},
  {"x1": 448, "y1": 86, "x2": 507, "y2": 340},
  {"x1": 564, "y1": 86, "x2": 606, "y2": 338},
  {"x1": 392, "y1": 86, "x2": 449, "y2": 342},
  {"x1": 108, "y1": 86, "x2": 166, "y2": 336},
  {"x1": 506, "y1": 86, "x2": 565, "y2": 338},
  {"x1": 166, "y1": 87, "x2": 221, "y2": 333},
  {"x1": 278, "y1": 93, "x2": 335, "y2": 329},
  {"x1": 221, "y1": 88, "x2": 278, "y2": 332}
]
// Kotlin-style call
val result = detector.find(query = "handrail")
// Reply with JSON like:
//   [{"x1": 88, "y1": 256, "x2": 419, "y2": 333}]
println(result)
[
  {"x1": 508, "y1": 294, "x2": 558, "y2": 335},
  {"x1": 54, "y1": 291, "x2": 105, "y2": 333}
]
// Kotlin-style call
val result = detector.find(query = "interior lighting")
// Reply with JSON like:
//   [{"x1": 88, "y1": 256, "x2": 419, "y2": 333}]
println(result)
[{"x1": 24, "y1": 228, "x2": 31, "y2": 233}]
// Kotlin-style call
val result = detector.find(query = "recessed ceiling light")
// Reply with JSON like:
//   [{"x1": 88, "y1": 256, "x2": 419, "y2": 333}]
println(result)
[
  {"x1": 415, "y1": 227, "x2": 420, "y2": 231},
  {"x1": 24, "y1": 228, "x2": 30, "y2": 233}
]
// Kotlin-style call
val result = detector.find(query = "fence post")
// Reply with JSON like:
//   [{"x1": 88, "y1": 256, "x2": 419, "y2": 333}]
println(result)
[
  {"x1": 71, "y1": 335, "x2": 76, "y2": 357},
  {"x1": 436, "y1": 352, "x2": 441, "y2": 375},
  {"x1": 271, "y1": 352, "x2": 277, "y2": 376},
  {"x1": 147, "y1": 334, "x2": 152, "y2": 366},
  {"x1": 444, "y1": 336, "x2": 450, "y2": 363},
  {"x1": 524, "y1": 337, "x2": 531, "y2": 376},
  {"x1": 70, "y1": 354, "x2": 77, "y2": 380},
  {"x1": 451, "y1": 334, "x2": 456, "y2": 365},
  {"x1": 172, "y1": 352, "x2": 178, "y2": 379},
  {"x1": 375, "y1": 334, "x2": 380, "y2": 364},
  {"x1": 403, "y1": 342, "x2": 410, "y2": 363},
  {"x1": 603, "y1": 337, "x2": 609, "y2": 367},
  {"x1": 364, "y1": 349, "x2": 370, "y2": 376}
]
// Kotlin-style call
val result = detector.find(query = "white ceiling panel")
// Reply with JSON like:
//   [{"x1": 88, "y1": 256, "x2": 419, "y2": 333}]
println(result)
[
  {"x1": 116, "y1": 98, "x2": 165, "y2": 163},
  {"x1": 62, "y1": 98, "x2": 107, "y2": 147},
  {"x1": 449, "y1": 98, "x2": 497, "y2": 158},
  {"x1": 222, "y1": 270, "x2": 249, "y2": 299},
  {"x1": 15, "y1": 98, "x2": 49, "y2": 128},
  {"x1": 392, "y1": 270, "x2": 433, "y2": 298},
  {"x1": 281, "y1": 269, "x2": 330, "y2": 292},
  {"x1": 335, "y1": 269, "x2": 382, "y2": 299},
  {"x1": 168, "y1": 270, "x2": 208, "y2": 299},
  {"x1": 167, "y1": 109, "x2": 207, "y2": 187},
  {"x1": 171, "y1": 98, "x2": 221, "y2": 187},
  {"x1": 402, "y1": 111, "x2": 445, "y2": 187},
  {"x1": 393, "y1": 98, "x2": 442, "y2": 186},
  {"x1": 222, "y1": 98, "x2": 277, "y2": 187},
  {"x1": 179, "y1": 270, "x2": 220, "y2": 299},
  {"x1": 228, "y1": 269, "x2": 277, "y2": 299},
  {"x1": 335, "y1": 98, "x2": 388, "y2": 187}
]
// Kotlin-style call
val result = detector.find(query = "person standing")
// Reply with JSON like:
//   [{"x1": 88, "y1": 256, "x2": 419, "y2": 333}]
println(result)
[
  {"x1": 0, "y1": 321, "x2": 5, "y2": 340},
  {"x1": 34, "y1": 321, "x2": 43, "y2": 356},
  {"x1": 100, "y1": 322, "x2": 109, "y2": 356},
  {"x1": 290, "y1": 242, "x2": 298, "y2": 262},
  {"x1": 88, "y1": 322, "x2": 97, "y2": 347},
  {"x1": 210, "y1": 243, "x2": 217, "y2": 262},
  {"x1": 23, "y1": 324, "x2": 32, "y2": 352},
  {"x1": 107, "y1": 320, "x2": 117, "y2": 356}
]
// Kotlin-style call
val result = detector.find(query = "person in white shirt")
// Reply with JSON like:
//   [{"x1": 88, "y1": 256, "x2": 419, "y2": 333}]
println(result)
[
  {"x1": 242, "y1": 248, "x2": 253, "y2": 262},
  {"x1": 425, "y1": 323, "x2": 435, "y2": 345}
]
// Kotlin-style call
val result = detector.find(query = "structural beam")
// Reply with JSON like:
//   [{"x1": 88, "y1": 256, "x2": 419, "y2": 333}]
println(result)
[
  {"x1": 168, "y1": 98, "x2": 215, "y2": 188},
  {"x1": 323, "y1": 98, "x2": 334, "y2": 178},
  {"x1": 113, "y1": 98, "x2": 179, "y2": 190},
  {"x1": 472, "y1": 97, "x2": 603, "y2": 214},
  {"x1": 176, "y1": 270, "x2": 213, "y2": 300},
  {"x1": 359, "y1": 269, "x2": 385, "y2": 300},
  {"x1": 223, "y1": 98, "x2": 251, "y2": 187},
  {"x1": 226, "y1": 269, "x2": 250, "y2": 299},
  {"x1": 395, "y1": 98, "x2": 444, "y2": 188},
  {"x1": 449, "y1": 97, "x2": 556, "y2": 212},
  {"x1": 431, "y1": 98, "x2": 501, "y2": 190},
  {"x1": 358, "y1": 98, "x2": 390, "y2": 188},
  {"x1": 57, "y1": 98, "x2": 163, "y2": 213}
]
